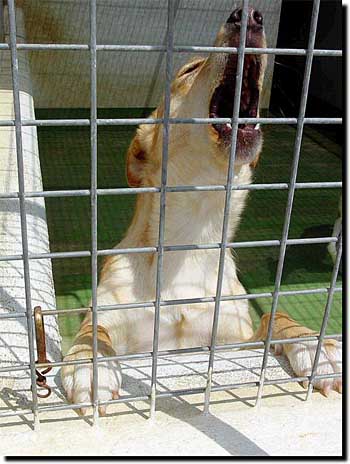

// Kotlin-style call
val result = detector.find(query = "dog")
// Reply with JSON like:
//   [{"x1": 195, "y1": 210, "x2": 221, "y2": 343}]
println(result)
[
  {"x1": 328, "y1": 196, "x2": 342, "y2": 264},
  {"x1": 61, "y1": 7, "x2": 342, "y2": 415}
]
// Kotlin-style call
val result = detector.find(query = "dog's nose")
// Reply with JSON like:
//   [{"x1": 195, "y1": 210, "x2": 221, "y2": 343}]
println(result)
[
  {"x1": 227, "y1": 7, "x2": 263, "y2": 27},
  {"x1": 252, "y1": 9, "x2": 263, "y2": 26}
]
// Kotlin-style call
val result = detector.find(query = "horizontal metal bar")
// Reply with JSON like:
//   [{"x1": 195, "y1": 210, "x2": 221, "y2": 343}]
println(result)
[
  {"x1": 293, "y1": 182, "x2": 342, "y2": 189},
  {"x1": 0, "y1": 363, "x2": 31, "y2": 373},
  {"x1": 0, "y1": 43, "x2": 89, "y2": 50},
  {"x1": 173, "y1": 46, "x2": 342, "y2": 57},
  {"x1": 0, "y1": 235, "x2": 340, "y2": 262},
  {"x1": 4, "y1": 285, "x2": 339, "y2": 320},
  {"x1": 0, "y1": 42, "x2": 342, "y2": 56},
  {"x1": 0, "y1": 368, "x2": 341, "y2": 419},
  {"x1": 85, "y1": 333, "x2": 343, "y2": 368},
  {"x1": 97, "y1": 246, "x2": 157, "y2": 256},
  {"x1": 97, "y1": 187, "x2": 160, "y2": 195},
  {"x1": 0, "y1": 116, "x2": 341, "y2": 127},
  {"x1": 97, "y1": 236, "x2": 339, "y2": 257},
  {"x1": 26, "y1": 189, "x2": 91, "y2": 198},
  {"x1": 0, "y1": 251, "x2": 90, "y2": 262},
  {"x1": 0, "y1": 119, "x2": 90, "y2": 127},
  {"x1": 0, "y1": 181, "x2": 342, "y2": 201},
  {"x1": 165, "y1": 183, "x2": 289, "y2": 192},
  {"x1": 97, "y1": 286, "x2": 342, "y2": 312},
  {"x1": 101, "y1": 284, "x2": 339, "y2": 314},
  {"x1": 0, "y1": 409, "x2": 34, "y2": 418},
  {"x1": 0, "y1": 285, "x2": 342, "y2": 322},
  {"x1": 0, "y1": 117, "x2": 342, "y2": 127},
  {"x1": 98, "y1": 117, "x2": 343, "y2": 126},
  {"x1": 0, "y1": 332, "x2": 341, "y2": 374}
]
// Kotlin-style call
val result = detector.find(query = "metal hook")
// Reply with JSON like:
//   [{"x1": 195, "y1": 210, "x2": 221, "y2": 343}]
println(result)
[{"x1": 33, "y1": 306, "x2": 52, "y2": 398}]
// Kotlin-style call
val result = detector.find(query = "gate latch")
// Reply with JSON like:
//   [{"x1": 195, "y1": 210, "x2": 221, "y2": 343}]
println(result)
[{"x1": 34, "y1": 306, "x2": 52, "y2": 398}]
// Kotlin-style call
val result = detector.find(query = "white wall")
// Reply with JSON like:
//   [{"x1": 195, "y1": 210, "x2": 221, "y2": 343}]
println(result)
[
  {"x1": 0, "y1": 7, "x2": 61, "y2": 393},
  {"x1": 20, "y1": 0, "x2": 282, "y2": 109}
]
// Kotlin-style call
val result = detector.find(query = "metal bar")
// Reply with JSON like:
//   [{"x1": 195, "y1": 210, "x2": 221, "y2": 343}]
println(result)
[
  {"x1": 0, "y1": 180, "x2": 342, "y2": 200},
  {"x1": 97, "y1": 186, "x2": 160, "y2": 195},
  {"x1": 98, "y1": 117, "x2": 343, "y2": 125},
  {"x1": 97, "y1": 286, "x2": 342, "y2": 312},
  {"x1": 0, "y1": 42, "x2": 342, "y2": 56},
  {"x1": 0, "y1": 180, "x2": 342, "y2": 202},
  {"x1": 103, "y1": 235, "x2": 338, "y2": 254},
  {"x1": 204, "y1": 0, "x2": 250, "y2": 414},
  {"x1": 306, "y1": 232, "x2": 342, "y2": 399},
  {"x1": 0, "y1": 251, "x2": 90, "y2": 262},
  {"x1": 6, "y1": 0, "x2": 40, "y2": 428},
  {"x1": 0, "y1": 234, "x2": 339, "y2": 262},
  {"x1": 0, "y1": 43, "x2": 90, "y2": 50},
  {"x1": 0, "y1": 369, "x2": 342, "y2": 420},
  {"x1": 89, "y1": 0, "x2": 99, "y2": 425},
  {"x1": 294, "y1": 182, "x2": 342, "y2": 189},
  {"x1": 0, "y1": 331, "x2": 343, "y2": 373},
  {"x1": 0, "y1": 284, "x2": 343, "y2": 321},
  {"x1": 0, "y1": 116, "x2": 343, "y2": 127},
  {"x1": 0, "y1": 1, "x2": 342, "y2": 422},
  {"x1": 97, "y1": 236, "x2": 339, "y2": 257},
  {"x1": 0, "y1": 0, "x2": 4, "y2": 43},
  {"x1": 173, "y1": 46, "x2": 342, "y2": 57},
  {"x1": 150, "y1": 0, "x2": 176, "y2": 419},
  {"x1": 256, "y1": 0, "x2": 321, "y2": 406},
  {"x1": 45, "y1": 333, "x2": 343, "y2": 368}
]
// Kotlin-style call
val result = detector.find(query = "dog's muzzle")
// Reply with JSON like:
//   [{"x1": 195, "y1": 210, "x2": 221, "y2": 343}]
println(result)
[{"x1": 209, "y1": 7, "x2": 265, "y2": 162}]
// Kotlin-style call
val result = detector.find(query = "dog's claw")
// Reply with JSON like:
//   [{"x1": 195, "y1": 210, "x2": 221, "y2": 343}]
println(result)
[
  {"x1": 112, "y1": 390, "x2": 120, "y2": 400},
  {"x1": 335, "y1": 379, "x2": 342, "y2": 394},
  {"x1": 302, "y1": 380, "x2": 309, "y2": 389},
  {"x1": 321, "y1": 384, "x2": 331, "y2": 397},
  {"x1": 274, "y1": 343, "x2": 283, "y2": 356},
  {"x1": 285, "y1": 340, "x2": 342, "y2": 396},
  {"x1": 61, "y1": 349, "x2": 122, "y2": 416}
]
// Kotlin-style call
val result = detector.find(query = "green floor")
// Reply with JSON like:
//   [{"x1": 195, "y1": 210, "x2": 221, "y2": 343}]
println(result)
[{"x1": 36, "y1": 109, "x2": 342, "y2": 354}]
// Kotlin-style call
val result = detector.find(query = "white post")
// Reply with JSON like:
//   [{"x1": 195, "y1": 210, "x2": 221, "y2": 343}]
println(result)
[{"x1": 0, "y1": 4, "x2": 61, "y2": 402}]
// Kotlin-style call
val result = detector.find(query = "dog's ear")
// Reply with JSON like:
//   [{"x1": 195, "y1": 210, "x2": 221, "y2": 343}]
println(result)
[
  {"x1": 126, "y1": 108, "x2": 160, "y2": 187},
  {"x1": 176, "y1": 57, "x2": 205, "y2": 78},
  {"x1": 249, "y1": 153, "x2": 260, "y2": 169},
  {"x1": 126, "y1": 133, "x2": 147, "y2": 187}
]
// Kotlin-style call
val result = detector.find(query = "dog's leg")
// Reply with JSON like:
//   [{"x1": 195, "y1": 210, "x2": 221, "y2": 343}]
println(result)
[
  {"x1": 61, "y1": 308, "x2": 180, "y2": 413},
  {"x1": 61, "y1": 322, "x2": 122, "y2": 416},
  {"x1": 252, "y1": 312, "x2": 342, "y2": 395}
]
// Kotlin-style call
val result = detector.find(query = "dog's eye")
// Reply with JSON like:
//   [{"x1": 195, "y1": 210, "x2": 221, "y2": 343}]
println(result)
[{"x1": 178, "y1": 62, "x2": 201, "y2": 77}]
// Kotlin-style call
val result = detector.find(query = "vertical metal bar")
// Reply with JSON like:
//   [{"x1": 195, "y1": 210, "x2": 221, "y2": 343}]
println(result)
[
  {"x1": 255, "y1": 0, "x2": 321, "y2": 406},
  {"x1": 7, "y1": 0, "x2": 40, "y2": 428},
  {"x1": 306, "y1": 231, "x2": 342, "y2": 400},
  {"x1": 203, "y1": 0, "x2": 250, "y2": 414},
  {"x1": 0, "y1": 0, "x2": 4, "y2": 43},
  {"x1": 150, "y1": 0, "x2": 175, "y2": 419},
  {"x1": 89, "y1": 0, "x2": 99, "y2": 425}
]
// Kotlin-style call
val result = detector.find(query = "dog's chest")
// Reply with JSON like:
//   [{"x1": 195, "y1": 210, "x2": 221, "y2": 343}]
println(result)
[{"x1": 161, "y1": 250, "x2": 237, "y2": 300}]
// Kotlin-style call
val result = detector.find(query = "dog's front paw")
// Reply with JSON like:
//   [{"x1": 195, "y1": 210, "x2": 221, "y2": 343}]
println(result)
[
  {"x1": 284, "y1": 339, "x2": 342, "y2": 396},
  {"x1": 61, "y1": 345, "x2": 122, "y2": 415}
]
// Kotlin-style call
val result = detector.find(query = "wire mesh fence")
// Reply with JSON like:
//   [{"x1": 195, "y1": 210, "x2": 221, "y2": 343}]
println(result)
[{"x1": 0, "y1": 0, "x2": 342, "y2": 427}]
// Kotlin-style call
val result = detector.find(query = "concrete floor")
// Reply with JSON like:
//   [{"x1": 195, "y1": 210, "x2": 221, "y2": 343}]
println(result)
[{"x1": 0, "y1": 349, "x2": 342, "y2": 457}]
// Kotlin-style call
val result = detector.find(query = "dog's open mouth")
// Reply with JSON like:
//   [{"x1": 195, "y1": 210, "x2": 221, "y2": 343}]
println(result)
[{"x1": 209, "y1": 54, "x2": 261, "y2": 142}]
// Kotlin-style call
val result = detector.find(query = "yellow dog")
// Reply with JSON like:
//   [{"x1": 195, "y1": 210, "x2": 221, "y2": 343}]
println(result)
[{"x1": 61, "y1": 7, "x2": 342, "y2": 415}]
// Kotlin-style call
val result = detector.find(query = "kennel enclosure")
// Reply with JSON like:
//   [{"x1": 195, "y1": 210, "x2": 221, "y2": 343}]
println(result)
[{"x1": 0, "y1": 0, "x2": 342, "y2": 428}]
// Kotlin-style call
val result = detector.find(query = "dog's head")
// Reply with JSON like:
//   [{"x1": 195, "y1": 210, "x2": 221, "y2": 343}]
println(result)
[{"x1": 127, "y1": 7, "x2": 266, "y2": 188}]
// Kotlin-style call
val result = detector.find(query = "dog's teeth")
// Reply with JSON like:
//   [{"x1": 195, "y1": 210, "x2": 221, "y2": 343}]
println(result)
[
  {"x1": 254, "y1": 123, "x2": 260, "y2": 130},
  {"x1": 226, "y1": 123, "x2": 232, "y2": 129}
]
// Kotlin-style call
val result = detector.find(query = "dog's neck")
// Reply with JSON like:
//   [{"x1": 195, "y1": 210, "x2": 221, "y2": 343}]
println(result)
[
  {"x1": 122, "y1": 163, "x2": 253, "y2": 248},
  {"x1": 100, "y1": 164, "x2": 253, "y2": 303}
]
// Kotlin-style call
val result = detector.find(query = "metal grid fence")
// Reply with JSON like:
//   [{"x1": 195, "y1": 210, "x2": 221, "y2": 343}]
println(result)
[{"x1": 0, "y1": 0, "x2": 342, "y2": 427}]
